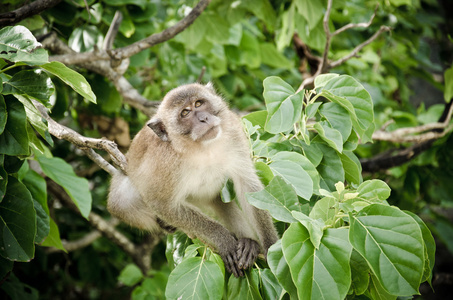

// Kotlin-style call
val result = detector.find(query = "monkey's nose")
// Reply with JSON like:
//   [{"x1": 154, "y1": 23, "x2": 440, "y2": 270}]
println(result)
[{"x1": 197, "y1": 112, "x2": 209, "y2": 123}]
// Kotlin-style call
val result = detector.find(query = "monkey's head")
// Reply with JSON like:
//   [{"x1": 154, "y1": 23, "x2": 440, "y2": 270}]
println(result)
[{"x1": 147, "y1": 83, "x2": 228, "y2": 144}]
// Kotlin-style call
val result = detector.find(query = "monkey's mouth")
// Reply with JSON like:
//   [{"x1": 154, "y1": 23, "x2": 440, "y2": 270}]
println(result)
[{"x1": 199, "y1": 125, "x2": 221, "y2": 141}]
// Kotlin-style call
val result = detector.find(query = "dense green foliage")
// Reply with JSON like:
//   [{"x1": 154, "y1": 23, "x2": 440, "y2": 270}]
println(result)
[{"x1": 0, "y1": 0, "x2": 452, "y2": 299}]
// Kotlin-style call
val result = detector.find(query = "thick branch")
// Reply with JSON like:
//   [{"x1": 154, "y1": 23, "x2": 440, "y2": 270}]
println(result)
[
  {"x1": 372, "y1": 101, "x2": 453, "y2": 143},
  {"x1": 0, "y1": 0, "x2": 62, "y2": 27},
  {"x1": 32, "y1": 100, "x2": 127, "y2": 174}
]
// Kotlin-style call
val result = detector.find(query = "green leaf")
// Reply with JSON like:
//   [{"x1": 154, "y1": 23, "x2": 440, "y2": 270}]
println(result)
[
  {"x1": 41, "y1": 218, "x2": 65, "y2": 252},
  {"x1": 314, "y1": 121, "x2": 344, "y2": 152},
  {"x1": 0, "y1": 176, "x2": 36, "y2": 261},
  {"x1": 367, "y1": 273, "x2": 397, "y2": 300},
  {"x1": 36, "y1": 155, "x2": 92, "y2": 218},
  {"x1": 272, "y1": 151, "x2": 320, "y2": 193},
  {"x1": 0, "y1": 95, "x2": 6, "y2": 134},
  {"x1": 319, "y1": 102, "x2": 353, "y2": 141},
  {"x1": 239, "y1": 0, "x2": 276, "y2": 30},
  {"x1": 239, "y1": 31, "x2": 261, "y2": 69},
  {"x1": 227, "y1": 270, "x2": 262, "y2": 300},
  {"x1": 254, "y1": 161, "x2": 274, "y2": 186},
  {"x1": 314, "y1": 74, "x2": 340, "y2": 89},
  {"x1": 40, "y1": 62, "x2": 96, "y2": 103},
  {"x1": 2, "y1": 70, "x2": 54, "y2": 105},
  {"x1": 350, "y1": 250, "x2": 370, "y2": 295},
  {"x1": 321, "y1": 75, "x2": 374, "y2": 143},
  {"x1": 357, "y1": 180, "x2": 391, "y2": 201},
  {"x1": 269, "y1": 160, "x2": 313, "y2": 200},
  {"x1": 315, "y1": 141, "x2": 344, "y2": 191},
  {"x1": 444, "y1": 65, "x2": 453, "y2": 103},
  {"x1": 0, "y1": 165, "x2": 7, "y2": 200},
  {"x1": 165, "y1": 257, "x2": 224, "y2": 300},
  {"x1": 292, "y1": 211, "x2": 325, "y2": 249},
  {"x1": 294, "y1": 0, "x2": 324, "y2": 30},
  {"x1": 118, "y1": 264, "x2": 143, "y2": 286},
  {"x1": 68, "y1": 25, "x2": 103, "y2": 52},
  {"x1": 259, "y1": 269, "x2": 283, "y2": 300},
  {"x1": 14, "y1": 94, "x2": 53, "y2": 146},
  {"x1": 221, "y1": 179, "x2": 236, "y2": 203},
  {"x1": 22, "y1": 168, "x2": 48, "y2": 215},
  {"x1": 263, "y1": 77, "x2": 303, "y2": 134},
  {"x1": 267, "y1": 240, "x2": 298, "y2": 299},
  {"x1": 405, "y1": 211, "x2": 435, "y2": 287},
  {"x1": 282, "y1": 224, "x2": 352, "y2": 300},
  {"x1": 349, "y1": 204, "x2": 425, "y2": 296},
  {"x1": 33, "y1": 199, "x2": 49, "y2": 244},
  {"x1": 0, "y1": 25, "x2": 49, "y2": 65},
  {"x1": 246, "y1": 176, "x2": 302, "y2": 223},
  {"x1": 260, "y1": 43, "x2": 293, "y2": 69},
  {"x1": 339, "y1": 151, "x2": 362, "y2": 185},
  {"x1": 203, "y1": 12, "x2": 231, "y2": 45},
  {"x1": 0, "y1": 97, "x2": 29, "y2": 156},
  {"x1": 309, "y1": 196, "x2": 336, "y2": 225}
]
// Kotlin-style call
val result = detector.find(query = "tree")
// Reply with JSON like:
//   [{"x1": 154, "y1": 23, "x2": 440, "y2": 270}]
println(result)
[{"x1": 0, "y1": 0, "x2": 451, "y2": 299}]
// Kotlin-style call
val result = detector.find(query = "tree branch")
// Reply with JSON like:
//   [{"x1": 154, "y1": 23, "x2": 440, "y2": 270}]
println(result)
[
  {"x1": 296, "y1": 1, "x2": 390, "y2": 92},
  {"x1": 32, "y1": 100, "x2": 127, "y2": 175},
  {"x1": 109, "y1": 0, "x2": 211, "y2": 60},
  {"x1": 0, "y1": 0, "x2": 62, "y2": 27},
  {"x1": 47, "y1": 180, "x2": 160, "y2": 273}
]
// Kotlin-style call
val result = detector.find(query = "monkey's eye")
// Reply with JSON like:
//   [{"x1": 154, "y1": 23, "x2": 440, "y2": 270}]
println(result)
[
  {"x1": 181, "y1": 109, "x2": 191, "y2": 118},
  {"x1": 194, "y1": 100, "x2": 204, "y2": 108}
]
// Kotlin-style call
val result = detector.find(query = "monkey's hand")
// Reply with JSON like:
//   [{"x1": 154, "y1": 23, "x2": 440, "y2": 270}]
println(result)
[
  {"x1": 218, "y1": 243, "x2": 244, "y2": 277},
  {"x1": 237, "y1": 238, "x2": 260, "y2": 271}
]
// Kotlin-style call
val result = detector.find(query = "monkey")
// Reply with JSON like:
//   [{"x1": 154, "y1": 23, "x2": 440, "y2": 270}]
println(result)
[{"x1": 107, "y1": 83, "x2": 278, "y2": 277}]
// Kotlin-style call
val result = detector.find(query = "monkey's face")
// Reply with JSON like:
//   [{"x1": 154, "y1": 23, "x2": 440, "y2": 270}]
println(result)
[
  {"x1": 178, "y1": 98, "x2": 222, "y2": 142},
  {"x1": 148, "y1": 83, "x2": 227, "y2": 144}
]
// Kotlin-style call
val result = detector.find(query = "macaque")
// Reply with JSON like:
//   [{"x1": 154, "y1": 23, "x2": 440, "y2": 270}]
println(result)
[{"x1": 108, "y1": 83, "x2": 278, "y2": 276}]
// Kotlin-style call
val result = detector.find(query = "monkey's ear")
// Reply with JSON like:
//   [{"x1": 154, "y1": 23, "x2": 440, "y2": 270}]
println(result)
[{"x1": 147, "y1": 118, "x2": 169, "y2": 142}]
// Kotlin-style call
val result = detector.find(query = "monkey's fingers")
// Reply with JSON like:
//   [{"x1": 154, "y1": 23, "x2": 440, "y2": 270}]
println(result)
[
  {"x1": 237, "y1": 238, "x2": 260, "y2": 270},
  {"x1": 223, "y1": 252, "x2": 243, "y2": 277}
]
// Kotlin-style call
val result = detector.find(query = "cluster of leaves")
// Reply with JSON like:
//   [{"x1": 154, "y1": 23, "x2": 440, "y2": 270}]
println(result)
[
  {"x1": 139, "y1": 75, "x2": 435, "y2": 300},
  {"x1": 0, "y1": 25, "x2": 96, "y2": 294}
]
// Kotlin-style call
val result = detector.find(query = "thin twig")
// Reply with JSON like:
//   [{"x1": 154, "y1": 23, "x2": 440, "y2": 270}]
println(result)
[
  {"x1": 0, "y1": 0, "x2": 62, "y2": 27},
  {"x1": 103, "y1": 11, "x2": 123, "y2": 51},
  {"x1": 329, "y1": 25, "x2": 391, "y2": 69},
  {"x1": 109, "y1": 0, "x2": 211, "y2": 60},
  {"x1": 332, "y1": 5, "x2": 378, "y2": 36}
]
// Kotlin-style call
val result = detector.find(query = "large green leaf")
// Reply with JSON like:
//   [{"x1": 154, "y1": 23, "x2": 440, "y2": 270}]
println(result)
[
  {"x1": 269, "y1": 160, "x2": 313, "y2": 200},
  {"x1": 267, "y1": 240, "x2": 298, "y2": 299},
  {"x1": 282, "y1": 224, "x2": 352, "y2": 300},
  {"x1": 321, "y1": 75, "x2": 374, "y2": 143},
  {"x1": 118, "y1": 264, "x2": 143, "y2": 286},
  {"x1": 2, "y1": 70, "x2": 54, "y2": 105},
  {"x1": 263, "y1": 77, "x2": 303, "y2": 134},
  {"x1": 272, "y1": 151, "x2": 320, "y2": 193},
  {"x1": 166, "y1": 232, "x2": 192, "y2": 270},
  {"x1": 40, "y1": 62, "x2": 96, "y2": 103},
  {"x1": 0, "y1": 26, "x2": 48, "y2": 65},
  {"x1": 68, "y1": 25, "x2": 103, "y2": 52},
  {"x1": 309, "y1": 197, "x2": 336, "y2": 225},
  {"x1": 405, "y1": 211, "x2": 435, "y2": 287},
  {"x1": 0, "y1": 98, "x2": 29, "y2": 156},
  {"x1": 349, "y1": 204, "x2": 425, "y2": 296},
  {"x1": 259, "y1": 269, "x2": 283, "y2": 300},
  {"x1": 260, "y1": 43, "x2": 293, "y2": 69},
  {"x1": 444, "y1": 65, "x2": 453, "y2": 103},
  {"x1": 294, "y1": 0, "x2": 324, "y2": 30},
  {"x1": 349, "y1": 250, "x2": 370, "y2": 295},
  {"x1": 227, "y1": 270, "x2": 262, "y2": 300},
  {"x1": 165, "y1": 257, "x2": 224, "y2": 300},
  {"x1": 0, "y1": 176, "x2": 36, "y2": 261},
  {"x1": 36, "y1": 155, "x2": 92, "y2": 218},
  {"x1": 41, "y1": 218, "x2": 65, "y2": 252},
  {"x1": 246, "y1": 176, "x2": 302, "y2": 223},
  {"x1": 357, "y1": 180, "x2": 391, "y2": 202}
]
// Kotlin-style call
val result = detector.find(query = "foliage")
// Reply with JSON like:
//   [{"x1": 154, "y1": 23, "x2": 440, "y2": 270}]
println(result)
[{"x1": 0, "y1": 0, "x2": 452, "y2": 299}]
